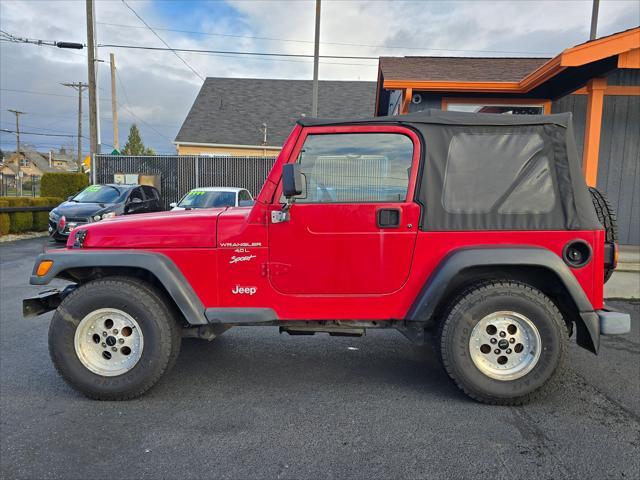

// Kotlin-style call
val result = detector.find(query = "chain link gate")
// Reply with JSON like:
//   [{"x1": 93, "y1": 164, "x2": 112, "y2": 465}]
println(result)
[{"x1": 94, "y1": 155, "x2": 277, "y2": 210}]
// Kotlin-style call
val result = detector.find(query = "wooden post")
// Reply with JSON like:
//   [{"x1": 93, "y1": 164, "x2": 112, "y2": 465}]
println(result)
[
  {"x1": 110, "y1": 53, "x2": 119, "y2": 151},
  {"x1": 61, "y1": 83, "x2": 88, "y2": 169},
  {"x1": 401, "y1": 88, "x2": 412, "y2": 114},
  {"x1": 86, "y1": 0, "x2": 99, "y2": 158},
  {"x1": 311, "y1": 0, "x2": 321, "y2": 117},
  {"x1": 582, "y1": 77, "x2": 607, "y2": 187}
]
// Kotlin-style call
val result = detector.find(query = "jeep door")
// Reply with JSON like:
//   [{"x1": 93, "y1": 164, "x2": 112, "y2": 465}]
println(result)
[{"x1": 268, "y1": 126, "x2": 421, "y2": 295}]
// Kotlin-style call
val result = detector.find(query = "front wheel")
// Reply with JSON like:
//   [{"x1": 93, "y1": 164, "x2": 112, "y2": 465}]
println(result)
[
  {"x1": 436, "y1": 280, "x2": 567, "y2": 405},
  {"x1": 48, "y1": 277, "x2": 181, "y2": 400}
]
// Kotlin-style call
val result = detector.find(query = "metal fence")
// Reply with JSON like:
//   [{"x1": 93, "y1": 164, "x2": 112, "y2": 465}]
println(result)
[
  {"x1": 95, "y1": 155, "x2": 277, "y2": 209},
  {"x1": 0, "y1": 174, "x2": 41, "y2": 197}
]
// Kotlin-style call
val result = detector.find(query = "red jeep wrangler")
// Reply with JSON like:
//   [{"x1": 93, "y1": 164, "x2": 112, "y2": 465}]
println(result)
[{"x1": 24, "y1": 110, "x2": 630, "y2": 404}]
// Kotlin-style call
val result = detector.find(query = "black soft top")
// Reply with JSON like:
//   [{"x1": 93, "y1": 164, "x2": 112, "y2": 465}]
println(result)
[
  {"x1": 297, "y1": 109, "x2": 572, "y2": 128},
  {"x1": 298, "y1": 110, "x2": 601, "y2": 232}
]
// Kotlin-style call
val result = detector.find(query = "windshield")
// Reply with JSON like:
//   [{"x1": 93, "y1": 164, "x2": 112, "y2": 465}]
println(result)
[
  {"x1": 72, "y1": 185, "x2": 122, "y2": 203},
  {"x1": 178, "y1": 190, "x2": 236, "y2": 208}
]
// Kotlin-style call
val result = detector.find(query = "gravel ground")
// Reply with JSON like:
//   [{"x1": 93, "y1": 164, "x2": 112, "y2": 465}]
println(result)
[{"x1": 1, "y1": 237, "x2": 639, "y2": 480}]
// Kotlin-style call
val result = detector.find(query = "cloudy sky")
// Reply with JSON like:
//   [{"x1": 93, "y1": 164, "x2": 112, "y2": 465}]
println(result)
[{"x1": 1, "y1": 0, "x2": 638, "y2": 155}]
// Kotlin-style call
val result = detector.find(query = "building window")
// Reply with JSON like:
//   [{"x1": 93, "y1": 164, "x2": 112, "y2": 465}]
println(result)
[
  {"x1": 20, "y1": 159, "x2": 29, "y2": 167},
  {"x1": 445, "y1": 103, "x2": 545, "y2": 115}
]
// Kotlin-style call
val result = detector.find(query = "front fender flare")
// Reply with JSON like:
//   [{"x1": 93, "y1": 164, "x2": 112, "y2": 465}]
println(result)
[
  {"x1": 29, "y1": 250, "x2": 208, "y2": 325},
  {"x1": 406, "y1": 247, "x2": 599, "y2": 353}
]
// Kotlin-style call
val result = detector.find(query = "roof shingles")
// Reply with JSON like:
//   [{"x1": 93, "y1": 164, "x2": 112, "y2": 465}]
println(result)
[
  {"x1": 175, "y1": 78, "x2": 376, "y2": 147},
  {"x1": 379, "y1": 57, "x2": 551, "y2": 83}
]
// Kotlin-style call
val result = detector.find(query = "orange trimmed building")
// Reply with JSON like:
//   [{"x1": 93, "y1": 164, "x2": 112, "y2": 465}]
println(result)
[{"x1": 375, "y1": 27, "x2": 639, "y2": 244}]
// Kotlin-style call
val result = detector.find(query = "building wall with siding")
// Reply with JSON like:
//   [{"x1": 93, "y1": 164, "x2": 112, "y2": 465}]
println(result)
[
  {"x1": 177, "y1": 144, "x2": 280, "y2": 157},
  {"x1": 407, "y1": 92, "x2": 444, "y2": 112},
  {"x1": 553, "y1": 69, "x2": 639, "y2": 244}
]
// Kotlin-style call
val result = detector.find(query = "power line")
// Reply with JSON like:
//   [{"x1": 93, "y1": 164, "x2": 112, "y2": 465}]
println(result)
[
  {"x1": 114, "y1": 67, "x2": 177, "y2": 146},
  {"x1": 1, "y1": 129, "x2": 77, "y2": 138},
  {"x1": 120, "y1": 0, "x2": 205, "y2": 81},
  {"x1": 1, "y1": 88, "x2": 77, "y2": 98},
  {"x1": 0, "y1": 121, "x2": 77, "y2": 135},
  {"x1": 1, "y1": 30, "x2": 554, "y2": 65},
  {"x1": 96, "y1": 21, "x2": 555, "y2": 56},
  {"x1": 1, "y1": 36, "x2": 375, "y2": 67},
  {"x1": 99, "y1": 43, "x2": 380, "y2": 60}
]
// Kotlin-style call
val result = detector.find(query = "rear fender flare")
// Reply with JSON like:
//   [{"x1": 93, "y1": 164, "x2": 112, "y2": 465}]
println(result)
[
  {"x1": 406, "y1": 247, "x2": 599, "y2": 353},
  {"x1": 30, "y1": 250, "x2": 207, "y2": 325}
]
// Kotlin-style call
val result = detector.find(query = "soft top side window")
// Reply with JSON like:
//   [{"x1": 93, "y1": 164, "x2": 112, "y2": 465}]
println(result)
[{"x1": 294, "y1": 132, "x2": 413, "y2": 204}]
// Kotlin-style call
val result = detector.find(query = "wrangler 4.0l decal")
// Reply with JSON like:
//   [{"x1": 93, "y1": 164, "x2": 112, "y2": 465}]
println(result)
[{"x1": 220, "y1": 242, "x2": 262, "y2": 248}]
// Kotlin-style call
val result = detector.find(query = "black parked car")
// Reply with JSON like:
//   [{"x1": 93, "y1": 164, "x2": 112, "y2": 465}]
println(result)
[{"x1": 49, "y1": 184, "x2": 162, "y2": 241}]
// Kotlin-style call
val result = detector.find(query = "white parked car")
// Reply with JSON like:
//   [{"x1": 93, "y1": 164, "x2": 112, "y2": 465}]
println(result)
[{"x1": 170, "y1": 187, "x2": 253, "y2": 210}]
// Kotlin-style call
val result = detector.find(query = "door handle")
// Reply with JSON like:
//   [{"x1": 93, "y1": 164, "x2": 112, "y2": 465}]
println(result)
[{"x1": 377, "y1": 208, "x2": 401, "y2": 228}]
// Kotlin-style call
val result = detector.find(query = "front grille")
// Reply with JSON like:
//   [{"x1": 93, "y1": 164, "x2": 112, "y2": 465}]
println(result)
[
  {"x1": 66, "y1": 216, "x2": 89, "y2": 223},
  {"x1": 64, "y1": 217, "x2": 88, "y2": 235}
]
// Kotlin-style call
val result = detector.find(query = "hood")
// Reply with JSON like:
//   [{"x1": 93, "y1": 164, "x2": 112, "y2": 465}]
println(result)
[
  {"x1": 53, "y1": 201, "x2": 119, "y2": 218},
  {"x1": 72, "y1": 208, "x2": 225, "y2": 248}
]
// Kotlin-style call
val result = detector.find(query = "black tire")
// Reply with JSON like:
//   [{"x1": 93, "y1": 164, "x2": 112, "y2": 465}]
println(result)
[
  {"x1": 48, "y1": 276, "x2": 181, "y2": 400},
  {"x1": 588, "y1": 187, "x2": 618, "y2": 283},
  {"x1": 437, "y1": 280, "x2": 567, "y2": 405}
]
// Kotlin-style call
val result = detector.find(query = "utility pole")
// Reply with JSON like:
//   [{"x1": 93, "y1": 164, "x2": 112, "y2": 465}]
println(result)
[
  {"x1": 311, "y1": 0, "x2": 321, "y2": 117},
  {"x1": 110, "y1": 53, "x2": 119, "y2": 151},
  {"x1": 86, "y1": 0, "x2": 99, "y2": 163},
  {"x1": 7, "y1": 109, "x2": 25, "y2": 153},
  {"x1": 590, "y1": 0, "x2": 600, "y2": 40},
  {"x1": 62, "y1": 82, "x2": 88, "y2": 170}
]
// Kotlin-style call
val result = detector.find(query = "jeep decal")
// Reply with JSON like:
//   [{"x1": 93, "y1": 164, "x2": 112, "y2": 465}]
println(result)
[{"x1": 232, "y1": 285, "x2": 257, "y2": 295}]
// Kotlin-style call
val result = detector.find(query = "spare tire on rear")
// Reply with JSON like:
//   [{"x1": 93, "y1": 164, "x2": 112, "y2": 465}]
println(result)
[{"x1": 588, "y1": 187, "x2": 618, "y2": 283}]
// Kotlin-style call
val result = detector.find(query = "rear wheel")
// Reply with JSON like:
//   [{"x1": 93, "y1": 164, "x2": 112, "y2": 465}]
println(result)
[
  {"x1": 49, "y1": 277, "x2": 181, "y2": 400},
  {"x1": 437, "y1": 280, "x2": 567, "y2": 405}
]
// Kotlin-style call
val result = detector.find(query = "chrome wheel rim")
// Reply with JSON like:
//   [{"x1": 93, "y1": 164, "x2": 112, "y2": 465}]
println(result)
[
  {"x1": 469, "y1": 311, "x2": 541, "y2": 381},
  {"x1": 74, "y1": 308, "x2": 144, "y2": 377}
]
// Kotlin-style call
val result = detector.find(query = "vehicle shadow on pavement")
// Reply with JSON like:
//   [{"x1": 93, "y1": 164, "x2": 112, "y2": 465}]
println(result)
[{"x1": 158, "y1": 328, "x2": 463, "y2": 402}]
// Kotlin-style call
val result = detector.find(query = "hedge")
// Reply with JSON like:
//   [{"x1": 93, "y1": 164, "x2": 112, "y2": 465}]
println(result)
[
  {"x1": 0, "y1": 196, "x2": 63, "y2": 235},
  {"x1": 31, "y1": 197, "x2": 56, "y2": 231},
  {"x1": 41, "y1": 172, "x2": 89, "y2": 199},
  {"x1": 0, "y1": 200, "x2": 9, "y2": 235}
]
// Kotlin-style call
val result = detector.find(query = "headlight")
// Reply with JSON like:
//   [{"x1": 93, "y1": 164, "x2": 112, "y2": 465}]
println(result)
[
  {"x1": 93, "y1": 211, "x2": 116, "y2": 221},
  {"x1": 73, "y1": 229, "x2": 88, "y2": 248}
]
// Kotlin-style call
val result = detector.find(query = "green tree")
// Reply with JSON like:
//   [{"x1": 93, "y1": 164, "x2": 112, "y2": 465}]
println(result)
[{"x1": 122, "y1": 124, "x2": 155, "y2": 155}]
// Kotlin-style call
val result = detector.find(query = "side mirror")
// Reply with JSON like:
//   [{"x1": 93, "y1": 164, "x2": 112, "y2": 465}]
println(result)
[
  {"x1": 282, "y1": 164, "x2": 303, "y2": 198},
  {"x1": 67, "y1": 195, "x2": 74, "y2": 201},
  {"x1": 169, "y1": 202, "x2": 177, "y2": 208}
]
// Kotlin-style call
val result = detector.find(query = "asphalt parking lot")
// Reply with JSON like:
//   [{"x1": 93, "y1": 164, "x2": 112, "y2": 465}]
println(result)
[{"x1": 1, "y1": 237, "x2": 639, "y2": 479}]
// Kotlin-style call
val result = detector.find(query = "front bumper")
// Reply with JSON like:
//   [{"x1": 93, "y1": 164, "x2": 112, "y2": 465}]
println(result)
[
  {"x1": 597, "y1": 306, "x2": 631, "y2": 335},
  {"x1": 48, "y1": 216, "x2": 89, "y2": 237},
  {"x1": 23, "y1": 286, "x2": 76, "y2": 317}
]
